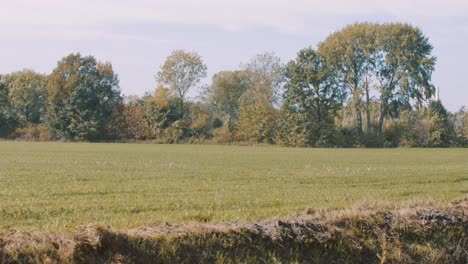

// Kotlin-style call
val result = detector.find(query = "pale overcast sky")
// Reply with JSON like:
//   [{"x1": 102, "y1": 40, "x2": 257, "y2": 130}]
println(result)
[{"x1": 1, "y1": 0, "x2": 467, "y2": 111}]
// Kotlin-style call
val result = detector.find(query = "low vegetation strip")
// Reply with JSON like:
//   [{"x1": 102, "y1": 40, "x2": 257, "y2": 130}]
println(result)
[{"x1": 1, "y1": 199, "x2": 466, "y2": 264}]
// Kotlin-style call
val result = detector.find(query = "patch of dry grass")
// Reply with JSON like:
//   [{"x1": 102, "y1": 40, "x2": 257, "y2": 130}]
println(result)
[{"x1": 1, "y1": 199, "x2": 466, "y2": 263}]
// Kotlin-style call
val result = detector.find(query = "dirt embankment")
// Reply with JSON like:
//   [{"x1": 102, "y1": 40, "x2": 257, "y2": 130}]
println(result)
[{"x1": 1, "y1": 199, "x2": 467, "y2": 264}]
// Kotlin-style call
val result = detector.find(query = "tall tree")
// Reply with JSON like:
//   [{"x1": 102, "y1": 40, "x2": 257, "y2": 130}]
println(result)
[
  {"x1": 243, "y1": 52, "x2": 283, "y2": 106},
  {"x1": 207, "y1": 70, "x2": 249, "y2": 121},
  {"x1": 318, "y1": 23, "x2": 377, "y2": 143},
  {"x1": 156, "y1": 50, "x2": 207, "y2": 119},
  {"x1": 47, "y1": 53, "x2": 122, "y2": 141},
  {"x1": 2, "y1": 70, "x2": 47, "y2": 126},
  {"x1": 319, "y1": 23, "x2": 436, "y2": 145},
  {"x1": 281, "y1": 48, "x2": 345, "y2": 146},
  {"x1": 0, "y1": 77, "x2": 17, "y2": 137},
  {"x1": 235, "y1": 52, "x2": 283, "y2": 143},
  {"x1": 375, "y1": 23, "x2": 436, "y2": 137}
]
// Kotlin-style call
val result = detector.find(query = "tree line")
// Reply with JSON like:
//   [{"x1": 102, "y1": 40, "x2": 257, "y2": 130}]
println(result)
[{"x1": 1, "y1": 23, "x2": 467, "y2": 147}]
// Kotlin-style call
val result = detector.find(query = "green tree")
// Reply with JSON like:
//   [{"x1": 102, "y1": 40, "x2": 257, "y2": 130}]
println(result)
[
  {"x1": 156, "y1": 50, "x2": 207, "y2": 120},
  {"x1": 428, "y1": 100, "x2": 452, "y2": 147},
  {"x1": 375, "y1": 23, "x2": 436, "y2": 138},
  {"x1": 47, "y1": 53, "x2": 122, "y2": 141},
  {"x1": 281, "y1": 48, "x2": 345, "y2": 146},
  {"x1": 2, "y1": 70, "x2": 47, "y2": 126},
  {"x1": 318, "y1": 23, "x2": 377, "y2": 143},
  {"x1": 0, "y1": 77, "x2": 17, "y2": 137},
  {"x1": 207, "y1": 70, "x2": 249, "y2": 121},
  {"x1": 319, "y1": 23, "x2": 436, "y2": 146}
]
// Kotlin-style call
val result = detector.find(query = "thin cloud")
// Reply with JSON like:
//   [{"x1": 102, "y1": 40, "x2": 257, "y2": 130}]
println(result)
[{"x1": 1, "y1": 0, "x2": 467, "y2": 37}]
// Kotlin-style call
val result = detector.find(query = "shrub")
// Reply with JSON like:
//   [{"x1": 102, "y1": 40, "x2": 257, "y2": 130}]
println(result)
[{"x1": 14, "y1": 125, "x2": 50, "y2": 141}]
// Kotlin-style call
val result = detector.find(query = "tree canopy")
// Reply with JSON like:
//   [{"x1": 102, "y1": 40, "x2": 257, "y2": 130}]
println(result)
[
  {"x1": 235, "y1": 52, "x2": 283, "y2": 143},
  {"x1": 207, "y1": 70, "x2": 249, "y2": 121},
  {"x1": 0, "y1": 24, "x2": 464, "y2": 147},
  {"x1": 47, "y1": 53, "x2": 122, "y2": 141},
  {"x1": 319, "y1": 23, "x2": 436, "y2": 144},
  {"x1": 0, "y1": 77, "x2": 17, "y2": 137},
  {"x1": 280, "y1": 48, "x2": 345, "y2": 146},
  {"x1": 156, "y1": 50, "x2": 207, "y2": 119},
  {"x1": 2, "y1": 70, "x2": 47, "y2": 125}
]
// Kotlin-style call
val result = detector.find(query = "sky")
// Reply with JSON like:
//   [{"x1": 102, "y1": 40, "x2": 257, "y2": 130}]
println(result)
[{"x1": 1, "y1": 0, "x2": 467, "y2": 111}]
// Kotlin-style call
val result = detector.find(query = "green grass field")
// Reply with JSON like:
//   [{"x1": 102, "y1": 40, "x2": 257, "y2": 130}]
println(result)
[{"x1": 0, "y1": 142, "x2": 466, "y2": 230}]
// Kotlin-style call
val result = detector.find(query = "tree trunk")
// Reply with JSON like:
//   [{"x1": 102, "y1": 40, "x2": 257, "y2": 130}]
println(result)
[
  {"x1": 356, "y1": 105, "x2": 363, "y2": 141},
  {"x1": 377, "y1": 101, "x2": 386, "y2": 138},
  {"x1": 180, "y1": 99, "x2": 184, "y2": 120},
  {"x1": 378, "y1": 77, "x2": 394, "y2": 140},
  {"x1": 353, "y1": 88, "x2": 363, "y2": 142},
  {"x1": 364, "y1": 78, "x2": 371, "y2": 141}
]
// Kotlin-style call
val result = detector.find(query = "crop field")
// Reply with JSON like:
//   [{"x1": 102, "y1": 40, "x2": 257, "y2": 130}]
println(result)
[{"x1": 0, "y1": 142, "x2": 466, "y2": 231}]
